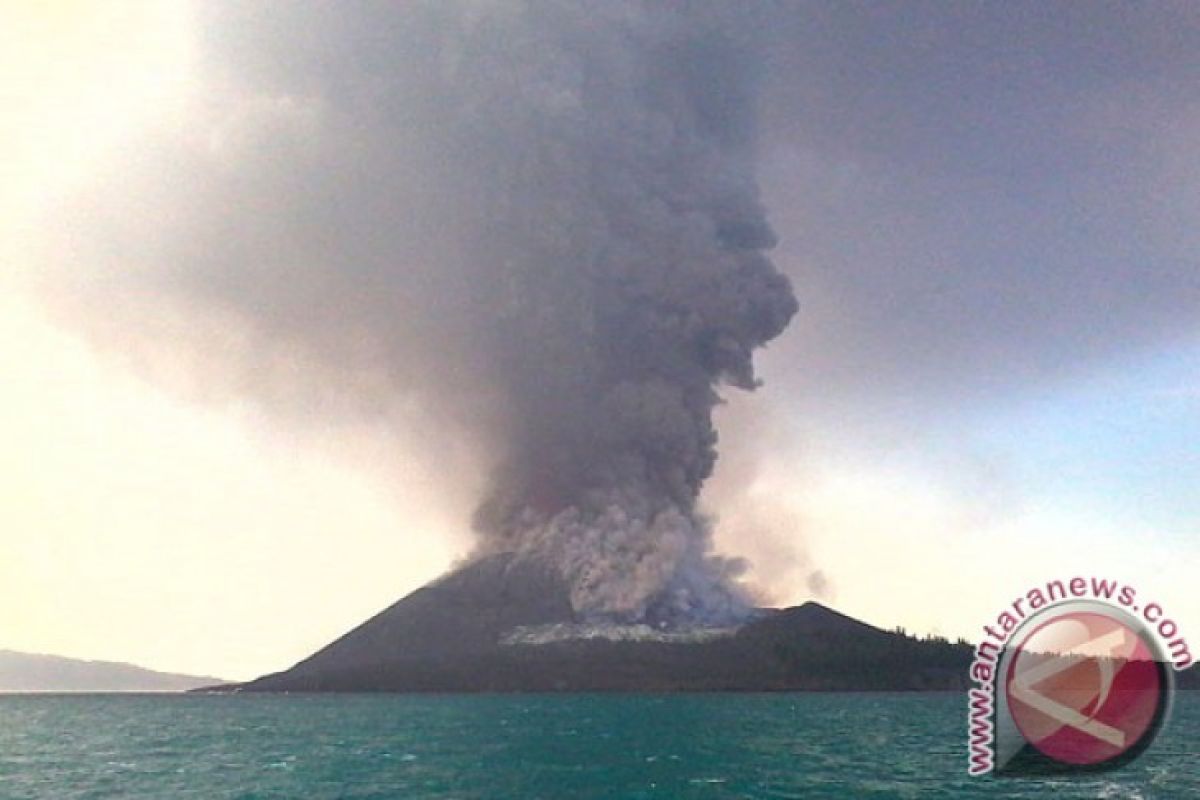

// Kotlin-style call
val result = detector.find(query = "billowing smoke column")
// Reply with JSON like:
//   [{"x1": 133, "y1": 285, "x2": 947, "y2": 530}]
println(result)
[
  {"x1": 462, "y1": 34, "x2": 797, "y2": 623},
  {"x1": 54, "y1": 2, "x2": 796, "y2": 626},
  {"x1": 432, "y1": 2, "x2": 797, "y2": 625}
]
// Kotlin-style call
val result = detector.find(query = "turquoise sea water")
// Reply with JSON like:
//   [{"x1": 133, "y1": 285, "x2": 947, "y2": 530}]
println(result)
[{"x1": 0, "y1": 693, "x2": 1195, "y2": 798}]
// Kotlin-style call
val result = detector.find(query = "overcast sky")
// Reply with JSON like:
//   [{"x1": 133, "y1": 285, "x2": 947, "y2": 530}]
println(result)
[{"x1": 2, "y1": 2, "x2": 1197, "y2": 679}]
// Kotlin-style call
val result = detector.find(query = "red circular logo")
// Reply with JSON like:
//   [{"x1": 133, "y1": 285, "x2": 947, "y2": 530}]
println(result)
[{"x1": 1005, "y1": 610, "x2": 1165, "y2": 766}]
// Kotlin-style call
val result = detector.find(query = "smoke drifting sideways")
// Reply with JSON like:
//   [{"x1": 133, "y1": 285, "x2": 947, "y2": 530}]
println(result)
[{"x1": 46, "y1": 2, "x2": 797, "y2": 627}]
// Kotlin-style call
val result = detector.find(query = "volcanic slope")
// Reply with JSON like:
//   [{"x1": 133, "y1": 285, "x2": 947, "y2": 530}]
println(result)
[{"x1": 236, "y1": 555, "x2": 976, "y2": 692}]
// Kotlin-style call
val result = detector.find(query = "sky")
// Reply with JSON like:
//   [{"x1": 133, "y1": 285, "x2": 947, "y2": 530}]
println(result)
[{"x1": 2, "y1": 1, "x2": 1197, "y2": 681}]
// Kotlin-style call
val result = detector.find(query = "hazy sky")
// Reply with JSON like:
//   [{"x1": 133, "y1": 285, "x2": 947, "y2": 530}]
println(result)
[{"x1": 3, "y1": 1, "x2": 1197, "y2": 680}]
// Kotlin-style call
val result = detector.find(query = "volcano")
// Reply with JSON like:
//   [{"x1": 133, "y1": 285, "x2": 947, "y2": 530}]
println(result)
[{"x1": 231, "y1": 556, "x2": 975, "y2": 692}]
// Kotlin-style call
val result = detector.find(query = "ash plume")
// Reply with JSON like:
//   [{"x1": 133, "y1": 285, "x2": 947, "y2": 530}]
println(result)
[{"x1": 48, "y1": 2, "x2": 796, "y2": 626}]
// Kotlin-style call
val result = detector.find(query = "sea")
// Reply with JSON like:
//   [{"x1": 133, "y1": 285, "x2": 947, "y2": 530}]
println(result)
[{"x1": 0, "y1": 692, "x2": 1195, "y2": 798}]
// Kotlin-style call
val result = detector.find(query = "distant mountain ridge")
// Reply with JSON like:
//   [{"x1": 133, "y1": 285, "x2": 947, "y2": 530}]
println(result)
[{"x1": 0, "y1": 650, "x2": 226, "y2": 692}]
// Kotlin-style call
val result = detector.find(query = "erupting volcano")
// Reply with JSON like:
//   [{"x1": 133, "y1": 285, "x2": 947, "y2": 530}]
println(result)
[
  {"x1": 63, "y1": 0, "x2": 806, "y2": 676},
  {"x1": 221, "y1": 0, "x2": 809, "y2": 687}
]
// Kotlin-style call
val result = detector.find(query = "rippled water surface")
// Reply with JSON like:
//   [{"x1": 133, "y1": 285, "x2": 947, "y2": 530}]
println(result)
[{"x1": 1, "y1": 692, "x2": 1196, "y2": 798}]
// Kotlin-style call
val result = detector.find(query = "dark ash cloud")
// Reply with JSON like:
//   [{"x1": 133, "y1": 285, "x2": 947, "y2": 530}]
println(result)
[{"x1": 46, "y1": 1, "x2": 796, "y2": 625}]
